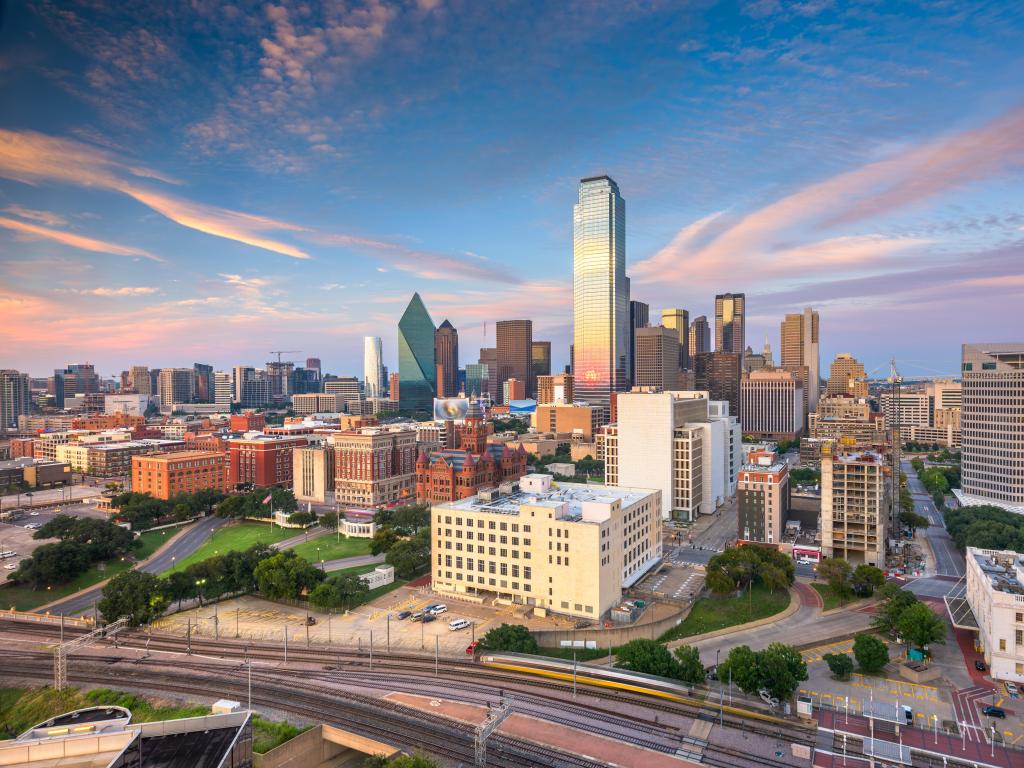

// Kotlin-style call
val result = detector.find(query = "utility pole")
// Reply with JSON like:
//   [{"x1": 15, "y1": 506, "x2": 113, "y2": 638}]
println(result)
[{"x1": 284, "y1": 624, "x2": 288, "y2": 664}]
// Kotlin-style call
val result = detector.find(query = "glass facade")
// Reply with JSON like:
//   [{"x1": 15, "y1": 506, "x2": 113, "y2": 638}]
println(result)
[
  {"x1": 465, "y1": 363, "x2": 489, "y2": 399},
  {"x1": 715, "y1": 293, "x2": 745, "y2": 354},
  {"x1": 398, "y1": 293, "x2": 436, "y2": 412},
  {"x1": 573, "y1": 176, "x2": 628, "y2": 419},
  {"x1": 363, "y1": 336, "x2": 384, "y2": 399}
]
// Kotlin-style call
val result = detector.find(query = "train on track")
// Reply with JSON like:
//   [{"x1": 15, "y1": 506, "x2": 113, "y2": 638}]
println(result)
[{"x1": 479, "y1": 652, "x2": 695, "y2": 702}]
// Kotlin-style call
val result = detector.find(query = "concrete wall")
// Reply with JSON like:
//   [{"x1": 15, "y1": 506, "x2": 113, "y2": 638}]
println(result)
[{"x1": 529, "y1": 601, "x2": 688, "y2": 647}]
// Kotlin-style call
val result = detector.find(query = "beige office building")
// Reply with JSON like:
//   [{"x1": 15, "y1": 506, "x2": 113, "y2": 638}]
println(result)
[
  {"x1": 809, "y1": 413, "x2": 887, "y2": 445},
  {"x1": 157, "y1": 368, "x2": 195, "y2": 413},
  {"x1": 293, "y1": 443, "x2": 336, "y2": 503},
  {"x1": 431, "y1": 474, "x2": 662, "y2": 620},
  {"x1": 633, "y1": 326, "x2": 681, "y2": 391},
  {"x1": 292, "y1": 393, "x2": 343, "y2": 416},
  {"x1": 820, "y1": 444, "x2": 888, "y2": 566},
  {"x1": 816, "y1": 395, "x2": 872, "y2": 420},
  {"x1": 958, "y1": 344, "x2": 1024, "y2": 511},
  {"x1": 880, "y1": 391, "x2": 931, "y2": 428},
  {"x1": 961, "y1": 548, "x2": 1024, "y2": 684},
  {"x1": 740, "y1": 368, "x2": 804, "y2": 439},
  {"x1": 826, "y1": 353, "x2": 868, "y2": 398},
  {"x1": 780, "y1": 307, "x2": 820, "y2": 413},
  {"x1": 537, "y1": 374, "x2": 574, "y2": 406},
  {"x1": 129, "y1": 366, "x2": 152, "y2": 395},
  {"x1": 532, "y1": 404, "x2": 597, "y2": 440}
]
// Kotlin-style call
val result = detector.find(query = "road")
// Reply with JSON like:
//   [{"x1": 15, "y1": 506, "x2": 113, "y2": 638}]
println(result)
[
  {"x1": 670, "y1": 545, "x2": 818, "y2": 579},
  {"x1": 902, "y1": 459, "x2": 964, "y2": 578},
  {"x1": 37, "y1": 515, "x2": 228, "y2": 617}
]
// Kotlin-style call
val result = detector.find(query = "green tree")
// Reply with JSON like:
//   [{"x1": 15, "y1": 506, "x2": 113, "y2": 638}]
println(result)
[
  {"x1": 899, "y1": 510, "x2": 929, "y2": 531},
  {"x1": 896, "y1": 602, "x2": 946, "y2": 651},
  {"x1": 363, "y1": 753, "x2": 440, "y2": 768},
  {"x1": 370, "y1": 526, "x2": 401, "y2": 556},
  {"x1": 757, "y1": 642, "x2": 807, "y2": 701},
  {"x1": 164, "y1": 570, "x2": 196, "y2": 610},
  {"x1": 480, "y1": 623, "x2": 538, "y2": 654},
  {"x1": 823, "y1": 653, "x2": 854, "y2": 680},
  {"x1": 673, "y1": 645, "x2": 707, "y2": 685},
  {"x1": 852, "y1": 633, "x2": 889, "y2": 673},
  {"x1": 330, "y1": 572, "x2": 369, "y2": 608},
  {"x1": 319, "y1": 511, "x2": 339, "y2": 529},
  {"x1": 9, "y1": 541, "x2": 91, "y2": 588},
  {"x1": 705, "y1": 567, "x2": 736, "y2": 595},
  {"x1": 850, "y1": 564, "x2": 885, "y2": 597},
  {"x1": 287, "y1": 511, "x2": 317, "y2": 527},
  {"x1": 99, "y1": 570, "x2": 166, "y2": 626},
  {"x1": 761, "y1": 564, "x2": 789, "y2": 595},
  {"x1": 615, "y1": 639, "x2": 681, "y2": 678},
  {"x1": 816, "y1": 558, "x2": 852, "y2": 600},
  {"x1": 872, "y1": 584, "x2": 920, "y2": 635},
  {"x1": 308, "y1": 582, "x2": 344, "y2": 610},
  {"x1": 386, "y1": 529, "x2": 430, "y2": 578},
  {"x1": 717, "y1": 645, "x2": 761, "y2": 694},
  {"x1": 254, "y1": 551, "x2": 324, "y2": 600}
]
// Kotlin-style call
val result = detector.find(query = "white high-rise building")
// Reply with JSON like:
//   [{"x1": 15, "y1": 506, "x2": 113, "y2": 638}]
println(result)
[
  {"x1": 573, "y1": 176, "x2": 629, "y2": 421},
  {"x1": 214, "y1": 371, "x2": 233, "y2": 408},
  {"x1": 0, "y1": 369, "x2": 31, "y2": 432},
  {"x1": 364, "y1": 336, "x2": 384, "y2": 399}
]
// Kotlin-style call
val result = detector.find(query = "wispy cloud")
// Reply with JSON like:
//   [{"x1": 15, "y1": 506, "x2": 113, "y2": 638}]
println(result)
[
  {"x1": 2, "y1": 205, "x2": 67, "y2": 227},
  {"x1": 60, "y1": 286, "x2": 160, "y2": 297},
  {"x1": 0, "y1": 215, "x2": 163, "y2": 262}
]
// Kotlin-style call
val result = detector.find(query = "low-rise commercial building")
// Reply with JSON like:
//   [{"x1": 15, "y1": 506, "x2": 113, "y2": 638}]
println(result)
[
  {"x1": 737, "y1": 450, "x2": 790, "y2": 545},
  {"x1": 963, "y1": 547, "x2": 1024, "y2": 683},
  {"x1": 431, "y1": 474, "x2": 662, "y2": 620},
  {"x1": 56, "y1": 438, "x2": 184, "y2": 476},
  {"x1": 131, "y1": 450, "x2": 229, "y2": 500},
  {"x1": 531, "y1": 404, "x2": 597, "y2": 440},
  {"x1": 228, "y1": 433, "x2": 308, "y2": 488}
]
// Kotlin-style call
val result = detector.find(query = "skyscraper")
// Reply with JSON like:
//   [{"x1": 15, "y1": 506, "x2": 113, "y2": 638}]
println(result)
[
  {"x1": 689, "y1": 316, "x2": 711, "y2": 361},
  {"x1": 157, "y1": 368, "x2": 195, "y2": 413},
  {"x1": 573, "y1": 175, "x2": 629, "y2": 419},
  {"x1": 634, "y1": 326, "x2": 680, "y2": 391},
  {"x1": 129, "y1": 365, "x2": 152, "y2": 395},
  {"x1": 0, "y1": 369, "x2": 31, "y2": 432},
  {"x1": 363, "y1": 336, "x2": 384, "y2": 399},
  {"x1": 496, "y1": 320, "x2": 533, "y2": 402},
  {"x1": 398, "y1": 292, "x2": 436, "y2": 412},
  {"x1": 628, "y1": 300, "x2": 649, "y2": 384},
  {"x1": 693, "y1": 352, "x2": 742, "y2": 418},
  {"x1": 780, "y1": 307, "x2": 820, "y2": 413},
  {"x1": 479, "y1": 348, "x2": 499, "y2": 401},
  {"x1": 233, "y1": 366, "x2": 255, "y2": 403},
  {"x1": 715, "y1": 293, "x2": 745, "y2": 355},
  {"x1": 434, "y1": 319, "x2": 459, "y2": 398},
  {"x1": 531, "y1": 341, "x2": 552, "y2": 382},
  {"x1": 193, "y1": 363, "x2": 214, "y2": 403},
  {"x1": 661, "y1": 308, "x2": 690, "y2": 371},
  {"x1": 826, "y1": 353, "x2": 867, "y2": 397},
  {"x1": 214, "y1": 371, "x2": 233, "y2": 408},
  {"x1": 305, "y1": 357, "x2": 322, "y2": 375}
]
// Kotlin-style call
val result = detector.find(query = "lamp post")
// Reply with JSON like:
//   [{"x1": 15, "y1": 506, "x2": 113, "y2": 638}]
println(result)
[{"x1": 195, "y1": 578, "x2": 206, "y2": 608}]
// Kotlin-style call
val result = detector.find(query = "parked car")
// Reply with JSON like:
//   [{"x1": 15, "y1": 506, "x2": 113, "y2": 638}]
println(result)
[
  {"x1": 305, "y1": 616, "x2": 317, "y2": 626},
  {"x1": 410, "y1": 612, "x2": 424, "y2": 622},
  {"x1": 430, "y1": 604, "x2": 448, "y2": 615},
  {"x1": 902, "y1": 705, "x2": 913, "y2": 724},
  {"x1": 29, "y1": 511, "x2": 40, "y2": 517},
  {"x1": 397, "y1": 611, "x2": 412, "y2": 620},
  {"x1": 975, "y1": 660, "x2": 987, "y2": 672},
  {"x1": 982, "y1": 706, "x2": 1006, "y2": 718},
  {"x1": 1006, "y1": 682, "x2": 1019, "y2": 698},
  {"x1": 706, "y1": 666, "x2": 718, "y2": 681},
  {"x1": 448, "y1": 618, "x2": 471, "y2": 631},
  {"x1": 3, "y1": 564, "x2": 17, "y2": 570},
  {"x1": 421, "y1": 614, "x2": 436, "y2": 623},
  {"x1": 466, "y1": 640, "x2": 480, "y2": 655}
]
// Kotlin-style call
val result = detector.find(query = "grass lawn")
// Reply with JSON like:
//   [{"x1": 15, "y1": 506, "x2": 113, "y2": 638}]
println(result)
[
  {"x1": 289, "y1": 533, "x2": 371, "y2": 565},
  {"x1": 161, "y1": 522, "x2": 295, "y2": 575},
  {"x1": 326, "y1": 563, "x2": 408, "y2": 610},
  {"x1": 0, "y1": 528, "x2": 174, "y2": 611},
  {"x1": 659, "y1": 582, "x2": 791, "y2": 642},
  {"x1": 812, "y1": 583, "x2": 857, "y2": 611}
]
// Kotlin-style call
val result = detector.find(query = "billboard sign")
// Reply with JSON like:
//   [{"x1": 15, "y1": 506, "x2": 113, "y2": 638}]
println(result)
[
  {"x1": 433, "y1": 397, "x2": 469, "y2": 421},
  {"x1": 509, "y1": 399, "x2": 537, "y2": 414}
]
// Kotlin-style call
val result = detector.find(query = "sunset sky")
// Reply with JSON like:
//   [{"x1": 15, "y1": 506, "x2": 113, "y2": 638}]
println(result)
[{"x1": 2, "y1": 1, "x2": 1023, "y2": 380}]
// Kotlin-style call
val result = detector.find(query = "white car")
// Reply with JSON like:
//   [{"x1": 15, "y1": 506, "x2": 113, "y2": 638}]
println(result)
[
  {"x1": 430, "y1": 604, "x2": 448, "y2": 615},
  {"x1": 448, "y1": 618, "x2": 471, "y2": 631},
  {"x1": 4, "y1": 564, "x2": 17, "y2": 570}
]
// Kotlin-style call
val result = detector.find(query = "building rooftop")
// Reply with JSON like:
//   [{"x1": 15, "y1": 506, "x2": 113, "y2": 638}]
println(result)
[
  {"x1": 86, "y1": 439, "x2": 182, "y2": 452},
  {"x1": 971, "y1": 550, "x2": 1024, "y2": 595},
  {"x1": 834, "y1": 449, "x2": 885, "y2": 464},
  {"x1": 441, "y1": 475, "x2": 651, "y2": 521},
  {"x1": 136, "y1": 450, "x2": 224, "y2": 462}
]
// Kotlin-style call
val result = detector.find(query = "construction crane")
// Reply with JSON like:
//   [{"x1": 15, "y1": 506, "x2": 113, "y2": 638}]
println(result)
[
  {"x1": 268, "y1": 350, "x2": 302, "y2": 364},
  {"x1": 887, "y1": 357, "x2": 903, "y2": 541}
]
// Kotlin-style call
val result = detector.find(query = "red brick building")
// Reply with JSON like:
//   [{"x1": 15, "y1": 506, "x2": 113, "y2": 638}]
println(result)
[
  {"x1": 415, "y1": 444, "x2": 528, "y2": 504},
  {"x1": 230, "y1": 411, "x2": 266, "y2": 432},
  {"x1": 228, "y1": 434, "x2": 307, "y2": 488},
  {"x1": 333, "y1": 426, "x2": 417, "y2": 506},
  {"x1": 132, "y1": 450, "x2": 229, "y2": 500},
  {"x1": 9, "y1": 437, "x2": 35, "y2": 458}
]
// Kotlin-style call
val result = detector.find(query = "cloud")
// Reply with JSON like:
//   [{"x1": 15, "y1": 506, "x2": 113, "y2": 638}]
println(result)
[
  {"x1": 0, "y1": 216, "x2": 163, "y2": 262},
  {"x1": 61, "y1": 286, "x2": 160, "y2": 296},
  {"x1": 0, "y1": 129, "x2": 308, "y2": 259},
  {"x1": 2, "y1": 205, "x2": 67, "y2": 227}
]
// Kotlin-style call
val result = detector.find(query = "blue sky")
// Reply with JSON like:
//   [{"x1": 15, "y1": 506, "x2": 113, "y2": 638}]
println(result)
[{"x1": 1, "y1": 0, "x2": 1023, "y2": 381}]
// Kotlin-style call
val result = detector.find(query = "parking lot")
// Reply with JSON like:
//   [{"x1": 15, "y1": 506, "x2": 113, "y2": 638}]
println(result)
[
  {"x1": 153, "y1": 584, "x2": 581, "y2": 655},
  {"x1": 635, "y1": 564, "x2": 704, "y2": 603},
  {"x1": 0, "y1": 502, "x2": 110, "y2": 576}
]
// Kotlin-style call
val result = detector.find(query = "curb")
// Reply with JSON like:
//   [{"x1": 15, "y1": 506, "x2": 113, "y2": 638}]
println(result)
[{"x1": 664, "y1": 585, "x2": 802, "y2": 650}]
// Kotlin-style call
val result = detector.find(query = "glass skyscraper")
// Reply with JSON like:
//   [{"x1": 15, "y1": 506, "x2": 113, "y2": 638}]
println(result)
[
  {"x1": 363, "y1": 336, "x2": 384, "y2": 399},
  {"x1": 573, "y1": 175, "x2": 629, "y2": 419},
  {"x1": 715, "y1": 293, "x2": 746, "y2": 355},
  {"x1": 398, "y1": 293, "x2": 436, "y2": 412}
]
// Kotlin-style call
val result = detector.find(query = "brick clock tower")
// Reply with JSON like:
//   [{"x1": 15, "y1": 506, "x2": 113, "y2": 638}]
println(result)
[{"x1": 456, "y1": 396, "x2": 488, "y2": 454}]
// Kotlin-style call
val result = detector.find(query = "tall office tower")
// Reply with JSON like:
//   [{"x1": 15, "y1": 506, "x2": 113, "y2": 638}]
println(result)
[
  {"x1": 323, "y1": 376, "x2": 361, "y2": 402},
  {"x1": 62, "y1": 363, "x2": 99, "y2": 396},
  {"x1": 465, "y1": 363, "x2": 489, "y2": 398},
  {"x1": 714, "y1": 293, "x2": 745, "y2": 355},
  {"x1": 0, "y1": 369, "x2": 31, "y2": 432},
  {"x1": 290, "y1": 366, "x2": 320, "y2": 394},
  {"x1": 573, "y1": 175, "x2": 629, "y2": 420},
  {"x1": 826, "y1": 353, "x2": 868, "y2": 397},
  {"x1": 821, "y1": 443, "x2": 887, "y2": 566},
  {"x1": 780, "y1": 307, "x2": 820, "y2": 413},
  {"x1": 265, "y1": 361, "x2": 294, "y2": 402},
  {"x1": 306, "y1": 357, "x2": 321, "y2": 375},
  {"x1": 532, "y1": 341, "x2": 552, "y2": 382},
  {"x1": 193, "y1": 363, "x2": 214, "y2": 403},
  {"x1": 495, "y1": 320, "x2": 533, "y2": 402},
  {"x1": 363, "y1": 336, "x2": 384, "y2": 399},
  {"x1": 689, "y1": 316, "x2": 711, "y2": 361},
  {"x1": 48, "y1": 370, "x2": 66, "y2": 408},
  {"x1": 740, "y1": 368, "x2": 805, "y2": 439},
  {"x1": 661, "y1": 308, "x2": 690, "y2": 371},
  {"x1": 634, "y1": 326, "x2": 680, "y2": 391},
  {"x1": 479, "y1": 348, "x2": 499, "y2": 401},
  {"x1": 693, "y1": 352, "x2": 742, "y2": 418},
  {"x1": 398, "y1": 292, "x2": 436, "y2": 412},
  {"x1": 129, "y1": 366, "x2": 152, "y2": 395},
  {"x1": 389, "y1": 371, "x2": 400, "y2": 402},
  {"x1": 628, "y1": 300, "x2": 650, "y2": 383},
  {"x1": 537, "y1": 373, "x2": 575, "y2": 405},
  {"x1": 960, "y1": 344, "x2": 1024, "y2": 511},
  {"x1": 233, "y1": 366, "x2": 255, "y2": 403},
  {"x1": 738, "y1": 451, "x2": 791, "y2": 546},
  {"x1": 149, "y1": 369, "x2": 161, "y2": 396},
  {"x1": 214, "y1": 371, "x2": 233, "y2": 408},
  {"x1": 157, "y1": 368, "x2": 195, "y2": 413},
  {"x1": 434, "y1": 320, "x2": 459, "y2": 398}
]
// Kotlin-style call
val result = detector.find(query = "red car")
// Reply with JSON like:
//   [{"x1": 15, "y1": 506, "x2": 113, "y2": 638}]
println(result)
[{"x1": 466, "y1": 640, "x2": 480, "y2": 655}]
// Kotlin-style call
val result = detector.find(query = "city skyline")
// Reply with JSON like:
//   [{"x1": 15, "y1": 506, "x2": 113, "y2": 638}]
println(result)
[{"x1": 2, "y1": 2, "x2": 1024, "y2": 378}]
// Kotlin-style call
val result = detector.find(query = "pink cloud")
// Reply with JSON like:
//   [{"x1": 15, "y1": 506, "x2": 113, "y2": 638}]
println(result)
[{"x1": 0, "y1": 216, "x2": 163, "y2": 262}]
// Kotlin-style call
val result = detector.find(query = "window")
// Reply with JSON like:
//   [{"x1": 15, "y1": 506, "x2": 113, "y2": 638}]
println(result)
[
  {"x1": 1000, "y1": 639, "x2": 1007, "y2": 651},
  {"x1": 1017, "y1": 630, "x2": 1022, "y2": 646}
]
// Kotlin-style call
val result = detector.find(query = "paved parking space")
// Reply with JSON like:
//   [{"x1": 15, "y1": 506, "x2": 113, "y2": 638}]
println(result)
[
  {"x1": 1, "y1": 503, "x2": 116, "y2": 578},
  {"x1": 634, "y1": 564, "x2": 704, "y2": 602}
]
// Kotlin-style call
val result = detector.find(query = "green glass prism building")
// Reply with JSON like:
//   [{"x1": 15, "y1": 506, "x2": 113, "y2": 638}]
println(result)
[{"x1": 398, "y1": 292, "x2": 436, "y2": 411}]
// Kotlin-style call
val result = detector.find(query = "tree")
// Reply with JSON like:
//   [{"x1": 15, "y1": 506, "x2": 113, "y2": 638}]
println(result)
[
  {"x1": 717, "y1": 645, "x2": 761, "y2": 694},
  {"x1": 823, "y1": 653, "x2": 854, "y2": 680},
  {"x1": 370, "y1": 526, "x2": 401, "y2": 556},
  {"x1": 386, "y1": 529, "x2": 430, "y2": 578},
  {"x1": 99, "y1": 570, "x2": 166, "y2": 626},
  {"x1": 756, "y1": 643, "x2": 807, "y2": 701},
  {"x1": 363, "y1": 754, "x2": 440, "y2": 768},
  {"x1": 850, "y1": 564, "x2": 885, "y2": 597},
  {"x1": 899, "y1": 510, "x2": 929, "y2": 531},
  {"x1": 816, "y1": 558, "x2": 852, "y2": 600},
  {"x1": 852, "y1": 633, "x2": 889, "y2": 673},
  {"x1": 872, "y1": 585, "x2": 920, "y2": 635},
  {"x1": 615, "y1": 639, "x2": 681, "y2": 678},
  {"x1": 761, "y1": 564, "x2": 789, "y2": 595},
  {"x1": 9, "y1": 541, "x2": 91, "y2": 588},
  {"x1": 673, "y1": 645, "x2": 707, "y2": 685},
  {"x1": 254, "y1": 552, "x2": 324, "y2": 600},
  {"x1": 287, "y1": 511, "x2": 317, "y2": 527},
  {"x1": 330, "y1": 572, "x2": 369, "y2": 608},
  {"x1": 309, "y1": 582, "x2": 344, "y2": 610},
  {"x1": 705, "y1": 567, "x2": 736, "y2": 595},
  {"x1": 480, "y1": 623, "x2": 538, "y2": 654},
  {"x1": 319, "y1": 511, "x2": 339, "y2": 529},
  {"x1": 164, "y1": 570, "x2": 196, "y2": 610},
  {"x1": 896, "y1": 602, "x2": 946, "y2": 651}
]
